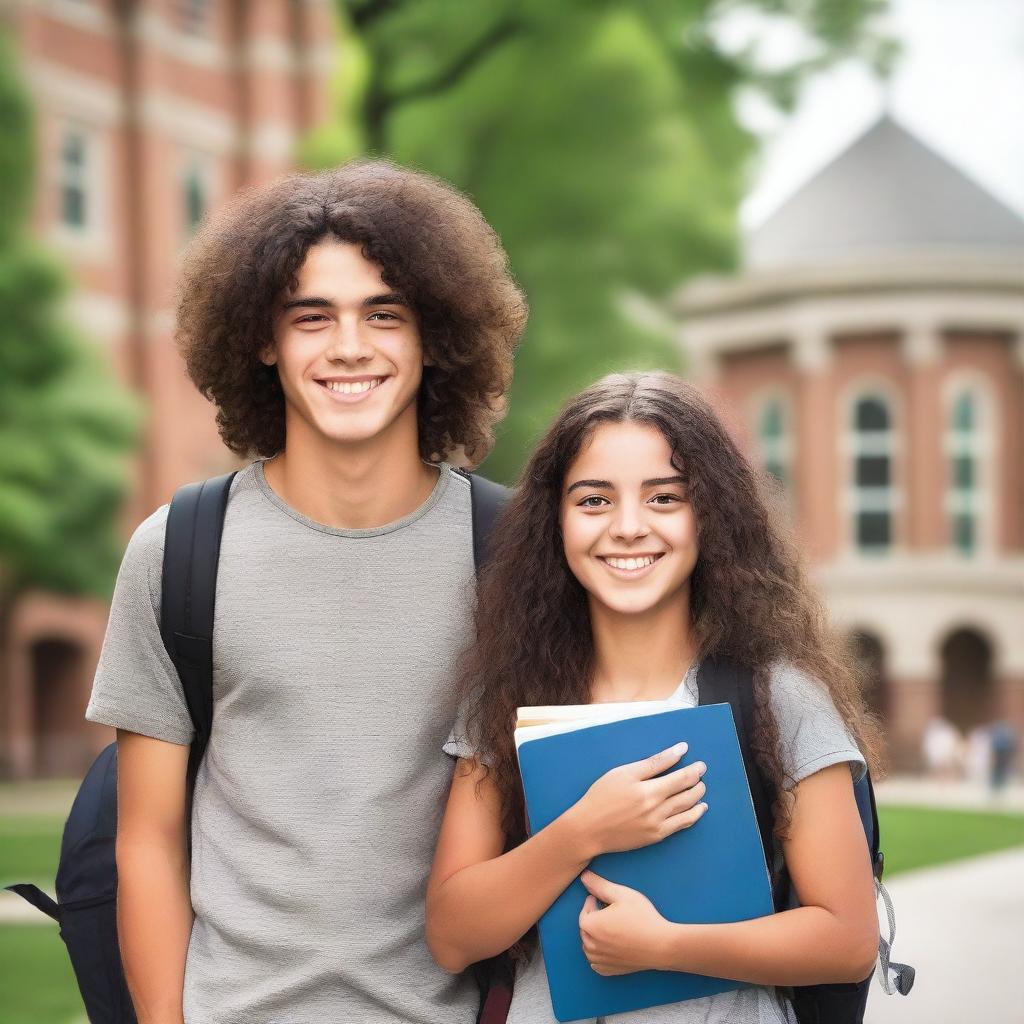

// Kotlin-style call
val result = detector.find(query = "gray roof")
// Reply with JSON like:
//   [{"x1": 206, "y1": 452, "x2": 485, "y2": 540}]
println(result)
[{"x1": 745, "y1": 115, "x2": 1024, "y2": 268}]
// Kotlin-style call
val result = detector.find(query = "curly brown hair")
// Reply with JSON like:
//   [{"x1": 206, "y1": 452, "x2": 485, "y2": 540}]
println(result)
[
  {"x1": 175, "y1": 159, "x2": 527, "y2": 462},
  {"x1": 458, "y1": 371, "x2": 883, "y2": 859}
]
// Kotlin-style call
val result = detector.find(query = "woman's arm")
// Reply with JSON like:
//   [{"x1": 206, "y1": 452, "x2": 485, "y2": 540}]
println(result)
[
  {"x1": 427, "y1": 745, "x2": 708, "y2": 973},
  {"x1": 579, "y1": 763, "x2": 879, "y2": 985}
]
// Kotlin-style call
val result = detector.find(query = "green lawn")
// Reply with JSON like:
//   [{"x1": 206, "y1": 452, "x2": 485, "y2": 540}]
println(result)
[
  {"x1": 0, "y1": 924, "x2": 83, "y2": 1024},
  {"x1": 877, "y1": 804, "x2": 1024, "y2": 877},
  {"x1": 1, "y1": 802, "x2": 1022, "y2": 1024}
]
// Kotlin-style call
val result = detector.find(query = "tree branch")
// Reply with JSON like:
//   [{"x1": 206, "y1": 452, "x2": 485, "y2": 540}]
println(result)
[{"x1": 389, "y1": 15, "x2": 524, "y2": 106}]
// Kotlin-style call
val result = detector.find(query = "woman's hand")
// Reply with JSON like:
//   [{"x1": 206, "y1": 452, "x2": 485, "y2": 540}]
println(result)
[
  {"x1": 566, "y1": 743, "x2": 708, "y2": 859},
  {"x1": 578, "y1": 871, "x2": 673, "y2": 975}
]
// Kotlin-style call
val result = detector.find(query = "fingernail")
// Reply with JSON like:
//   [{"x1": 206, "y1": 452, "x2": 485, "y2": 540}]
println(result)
[
  {"x1": 699, "y1": 802, "x2": 709, "y2": 813},
  {"x1": 674, "y1": 742, "x2": 687, "y2": 756},
  {"x1": 695, "y1": 761, "x2": 707, "y2": 775}
]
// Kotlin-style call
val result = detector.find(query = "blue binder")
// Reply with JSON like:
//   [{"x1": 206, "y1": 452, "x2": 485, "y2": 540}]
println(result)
[{"x1": 517, "y1": 703, "x2": 774, "y2": 1022}]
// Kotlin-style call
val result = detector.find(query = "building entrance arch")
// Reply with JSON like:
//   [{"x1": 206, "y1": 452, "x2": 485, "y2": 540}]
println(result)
[
  {"x1": 940, "y1": 627, "x2": 995, "y2": 733},
  {"x1": 31, "y1": 636, "x2": 87, "y2": 776}
]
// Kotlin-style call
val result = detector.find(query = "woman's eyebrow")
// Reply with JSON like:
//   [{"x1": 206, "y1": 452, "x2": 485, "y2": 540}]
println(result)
[
  {"x1": 279, "y1": 292, "x2": 409, "y2": 312},
  {"x1": 567, "y1": 478, "x2": 614, "y2": 494}
]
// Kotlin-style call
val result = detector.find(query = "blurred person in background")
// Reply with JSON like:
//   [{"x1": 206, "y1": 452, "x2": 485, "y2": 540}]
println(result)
[
  {"x1": 84, "y1": 161, "x2": 526, "y2": 1024},
  {"x1": 921, "y1": 715, "x2": 963, "y2": 779}
]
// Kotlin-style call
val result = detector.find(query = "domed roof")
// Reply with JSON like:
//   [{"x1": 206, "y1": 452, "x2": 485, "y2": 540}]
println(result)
[{"x1": 745, "y1": 116, "x2": 1024, "y2": 269}]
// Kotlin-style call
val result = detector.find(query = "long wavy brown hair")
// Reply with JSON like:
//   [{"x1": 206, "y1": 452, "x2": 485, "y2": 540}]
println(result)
[
  {"x1": 176, "y1": 159, "x2": 527, "y2": 463},
  {"x1": 458, "y1": 371, "x2": 882, "y2": 855}
]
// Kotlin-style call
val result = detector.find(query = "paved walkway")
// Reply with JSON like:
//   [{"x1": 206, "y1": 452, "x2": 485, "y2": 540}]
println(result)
[
  {"x1": 875, "y1": 775, "x2": 1024, "y2": 813},
  {"x1": 865, "y1": 845, "x2": 1024, "y2": 1023}
]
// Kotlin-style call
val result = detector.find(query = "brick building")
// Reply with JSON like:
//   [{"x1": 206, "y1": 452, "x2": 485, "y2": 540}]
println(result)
[
  {"x1": 676, "y1": 116, "x2": 1024, "y2": 768},
  {"x1": 1, "y1": 0, "x2": 332, "y2": 778}
]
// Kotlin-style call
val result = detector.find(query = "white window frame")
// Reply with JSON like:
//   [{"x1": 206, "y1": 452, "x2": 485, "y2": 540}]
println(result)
[
  {"x1": 840, "y1": 380, "x2": 903, "y2": 556},
  {"x1": 942, "y1": 372, "x2": 996, "y2": 557}
]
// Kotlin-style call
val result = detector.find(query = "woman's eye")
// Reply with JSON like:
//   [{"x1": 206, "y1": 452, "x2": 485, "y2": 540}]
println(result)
[
  {"x1": 368, "y1": 310, "x2": 399, "y2": 321},
  {"x1": 650, "y1": 493, "x2": 681, "y2": 505},
  {"x1": 297, "y1": 314, "x2": 329, "y2": 324},
  {"x1": 579, "y1": 495, "x2": 609, "y2": 508}
]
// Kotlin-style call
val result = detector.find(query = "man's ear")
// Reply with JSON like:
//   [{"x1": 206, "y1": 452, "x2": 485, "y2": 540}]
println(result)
[{"x1": 259, "y1": 342, "x2": 278, "y2": 367}]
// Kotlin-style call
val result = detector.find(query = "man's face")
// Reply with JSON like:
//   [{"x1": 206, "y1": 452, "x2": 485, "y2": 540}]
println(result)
[{"x1": 263, "y1": 239, "x2": 426, "y2": 452}]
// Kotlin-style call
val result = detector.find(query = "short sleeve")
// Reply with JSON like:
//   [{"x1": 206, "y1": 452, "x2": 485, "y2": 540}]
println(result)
[
  {"x1": 768, "y1": 662, "x2": 866, "y2": 789},
  {"x1": 85, "y1": 506, "x2": 195, "y2": 745},
  {"x1": 442, "y1": 697, "x2": 491, "y2": 765}
]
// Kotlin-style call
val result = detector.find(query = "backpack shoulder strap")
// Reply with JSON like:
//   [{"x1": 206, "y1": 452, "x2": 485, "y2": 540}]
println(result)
[
  {"x1": 696, "y1": 656, "x2": 780, "y2": 905},
  {"x1": 466, "y1": 472, "x2": 512, "y2": 573},
  {"x1": 160, "y1": 471, "x2": 236, "y2": 793}
]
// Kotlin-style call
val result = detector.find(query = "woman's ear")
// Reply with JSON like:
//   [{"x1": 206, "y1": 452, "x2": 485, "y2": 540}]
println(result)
[{"x1": 259, "y1": 342, "x2": 278, "y2": 367}]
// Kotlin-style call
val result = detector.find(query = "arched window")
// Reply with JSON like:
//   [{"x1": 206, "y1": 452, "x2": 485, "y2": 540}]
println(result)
[
  {"x1": 756, "y1": 396, "x2": 792, "y2": 490},
  {"x1": 851, "y1": 393, "x2": 895, "y2": 552},
  {"x1": 945, "y1": 389, "x2": 982, "y2": 554}
]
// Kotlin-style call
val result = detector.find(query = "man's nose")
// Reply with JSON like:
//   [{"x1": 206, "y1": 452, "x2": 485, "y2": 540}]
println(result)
[{"x1": 327, "y1": 317, "x2": 373, "y2": 362}]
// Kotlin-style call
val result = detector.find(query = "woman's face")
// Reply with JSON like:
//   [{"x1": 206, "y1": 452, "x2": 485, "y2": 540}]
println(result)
[{"x1": 559, "y1": 420, "x2": 700, "y2": 618}]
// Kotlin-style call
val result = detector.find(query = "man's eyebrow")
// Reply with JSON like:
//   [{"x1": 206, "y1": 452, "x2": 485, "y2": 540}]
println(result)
[
  {"x1": 280, "y1": 296, "x2": 334, "y2": 312},
  {"x1": 279, "y1": 292, "x2": 409, "y2": 312},
  {"x1": 566, "y1": 475, "x2": 686, "y2": 494},
  {"x1": 362, "y1": 292, "x2": 408, "y2": 307}
]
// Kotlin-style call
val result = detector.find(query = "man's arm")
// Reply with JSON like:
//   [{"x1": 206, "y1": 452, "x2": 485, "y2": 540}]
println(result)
[{"x1": 116, "y1": 730, "x2": 193, "y2": 1024}]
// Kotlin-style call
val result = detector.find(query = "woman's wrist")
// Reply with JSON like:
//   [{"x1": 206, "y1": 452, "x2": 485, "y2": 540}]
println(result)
[{"x1": 555, "y1": 801, "x2": 602, "y2": 865}]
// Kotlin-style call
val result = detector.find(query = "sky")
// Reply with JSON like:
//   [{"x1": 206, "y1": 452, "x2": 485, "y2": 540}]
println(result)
[{"x1": 727, "y1": 0, "x2": 1024, "y2": 228}]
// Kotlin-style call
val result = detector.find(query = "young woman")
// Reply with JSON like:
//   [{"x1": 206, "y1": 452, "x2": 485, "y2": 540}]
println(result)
[{"x1": 426, "y1": 372, "x2": 881, "y2": 1024}]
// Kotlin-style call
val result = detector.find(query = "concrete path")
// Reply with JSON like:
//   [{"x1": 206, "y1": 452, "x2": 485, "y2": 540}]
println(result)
[
  {"x1": 865, "y1": 846, "x2": 1024, "y2": 1024},
  {"x1": 875, "y1": 776, "x2": 1024, "y2": 813}
]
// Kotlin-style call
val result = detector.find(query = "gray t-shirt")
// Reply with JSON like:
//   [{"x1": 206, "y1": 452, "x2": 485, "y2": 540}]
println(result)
[
  {"x1": 87, "y1": 461, "x2": 480, "y2": 1024},
  {"x1": 444, "y1": 660, "x2": 867, "y2": 1024}
]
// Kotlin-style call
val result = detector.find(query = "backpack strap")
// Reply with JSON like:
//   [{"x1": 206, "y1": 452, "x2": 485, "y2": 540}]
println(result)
[
  {"x1": 696, "y1": 656, "x2": 782, "y2": 908},
  {"x1": 466, "y1": 472, "x2": 511, "y2": 572},
  {"x1": 160, "y1": 472, "x2": 237, "y2": 806}
]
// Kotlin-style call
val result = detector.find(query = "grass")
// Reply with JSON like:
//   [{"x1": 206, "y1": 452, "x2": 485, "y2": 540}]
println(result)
[
  {"x1": 877, "y1": 804, "x2": 1024, "y2": 877},
  {"x1": 0, "y1": 924, "x2": 83, "y2": 1024},
  {"x1": 0, "y1": 799, "x2": 1022, "y2": 1023}
]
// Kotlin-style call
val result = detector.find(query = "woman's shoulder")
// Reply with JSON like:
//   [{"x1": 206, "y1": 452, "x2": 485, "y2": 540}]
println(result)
[{"x1": 764, "y1": 659, "x2": 867, "y2": 787}]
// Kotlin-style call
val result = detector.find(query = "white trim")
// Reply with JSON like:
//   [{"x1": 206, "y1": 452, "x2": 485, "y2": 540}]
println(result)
[
  {"x1": 62, "y1": 290, "x2": 129, "y2": 341},
  {"x1": 136, "y1": 8, "x2": 227, "y2": 71},
  {"x1": 815, "y1": 553, "x2": 1024, "y2": 676},
  {"x1": 137, "y1": 92, "x2": 236, "y2": 155},
  {"x1": 33, "y1": 0, "x2": 114, "y2": 34},
  {"x1": 678, "y1": 291, "x2": 1024, "y2": 360},
  {"x1": 26, "y1": 61, "x2": 122, "y2": 126}
]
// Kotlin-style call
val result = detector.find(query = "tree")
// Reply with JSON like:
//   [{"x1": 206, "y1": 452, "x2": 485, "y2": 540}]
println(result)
[
  {"x1": 310, "y1": 1, "x2": 894, "y2": 481},
  {"x1": 0, "y1": 37, "x2": 138, "y2": 615}
]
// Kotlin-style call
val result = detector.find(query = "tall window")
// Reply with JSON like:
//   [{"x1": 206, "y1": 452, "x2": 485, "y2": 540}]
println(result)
[
  {"x1": 756, "y1": 396, "x2": 792, "y2": 490},
  {"x1": 946, "y1": 389, "x2": 982, "y2": 555},
  {"x1": 58, "y1": 129, "x2": 89, "y2": 230},
  {"x1": 851, "y1": 393, "x2": 895, "y2": 552}
]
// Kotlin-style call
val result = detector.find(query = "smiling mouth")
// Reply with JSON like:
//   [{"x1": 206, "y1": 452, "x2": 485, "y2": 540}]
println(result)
[
  {"x1": 317, "y1": 376, "x2": 387, "y2": 395},
  {"x1": 598, "y1": 553, "x2": 665, "y2": 575}
]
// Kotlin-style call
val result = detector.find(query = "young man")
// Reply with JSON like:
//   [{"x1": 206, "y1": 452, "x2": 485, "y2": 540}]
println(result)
[{"x1": 85, "y1": 161, "x2": 527, "y2": 1024}]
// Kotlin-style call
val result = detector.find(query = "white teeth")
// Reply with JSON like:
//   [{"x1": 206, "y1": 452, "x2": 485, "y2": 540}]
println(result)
[
  {"x1": 325, "y1": 378, "x2": 383, "y2": 394},
  {"x1": 605, "y1": 556, "x2": 657, "y2": 571}
]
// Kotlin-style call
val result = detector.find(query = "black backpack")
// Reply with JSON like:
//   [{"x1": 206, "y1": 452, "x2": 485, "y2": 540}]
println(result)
[
  {"x1": 696, "y1": 655, "x2": 914, "y2": 1023},
  {"x1": 473, "y1": 655, "x2": 914, "y2": 1024},
  {"x1": 7, "y1": 468, "x2": 511, "y2": 1024}
]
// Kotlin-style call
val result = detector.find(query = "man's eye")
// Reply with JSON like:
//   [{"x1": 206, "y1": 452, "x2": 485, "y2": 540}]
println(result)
[
  {"x1": 579, "y1": 495, "x2": 609, "y2": 508},
  {"x1": 297, "y1": 314, "x2": 329, "y2": 324},
  {"x1": 368, "y1": 310, "x2": 399, "y2": 321}
]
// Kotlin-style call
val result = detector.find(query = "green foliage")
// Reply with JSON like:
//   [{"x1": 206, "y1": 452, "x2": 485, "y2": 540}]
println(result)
[
  {"x1": 0, "y1": 37, "x2": 138, "y2": 599},
  {"x1": 324, "y1": 1, "x2": 889, "y2": 481}
]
